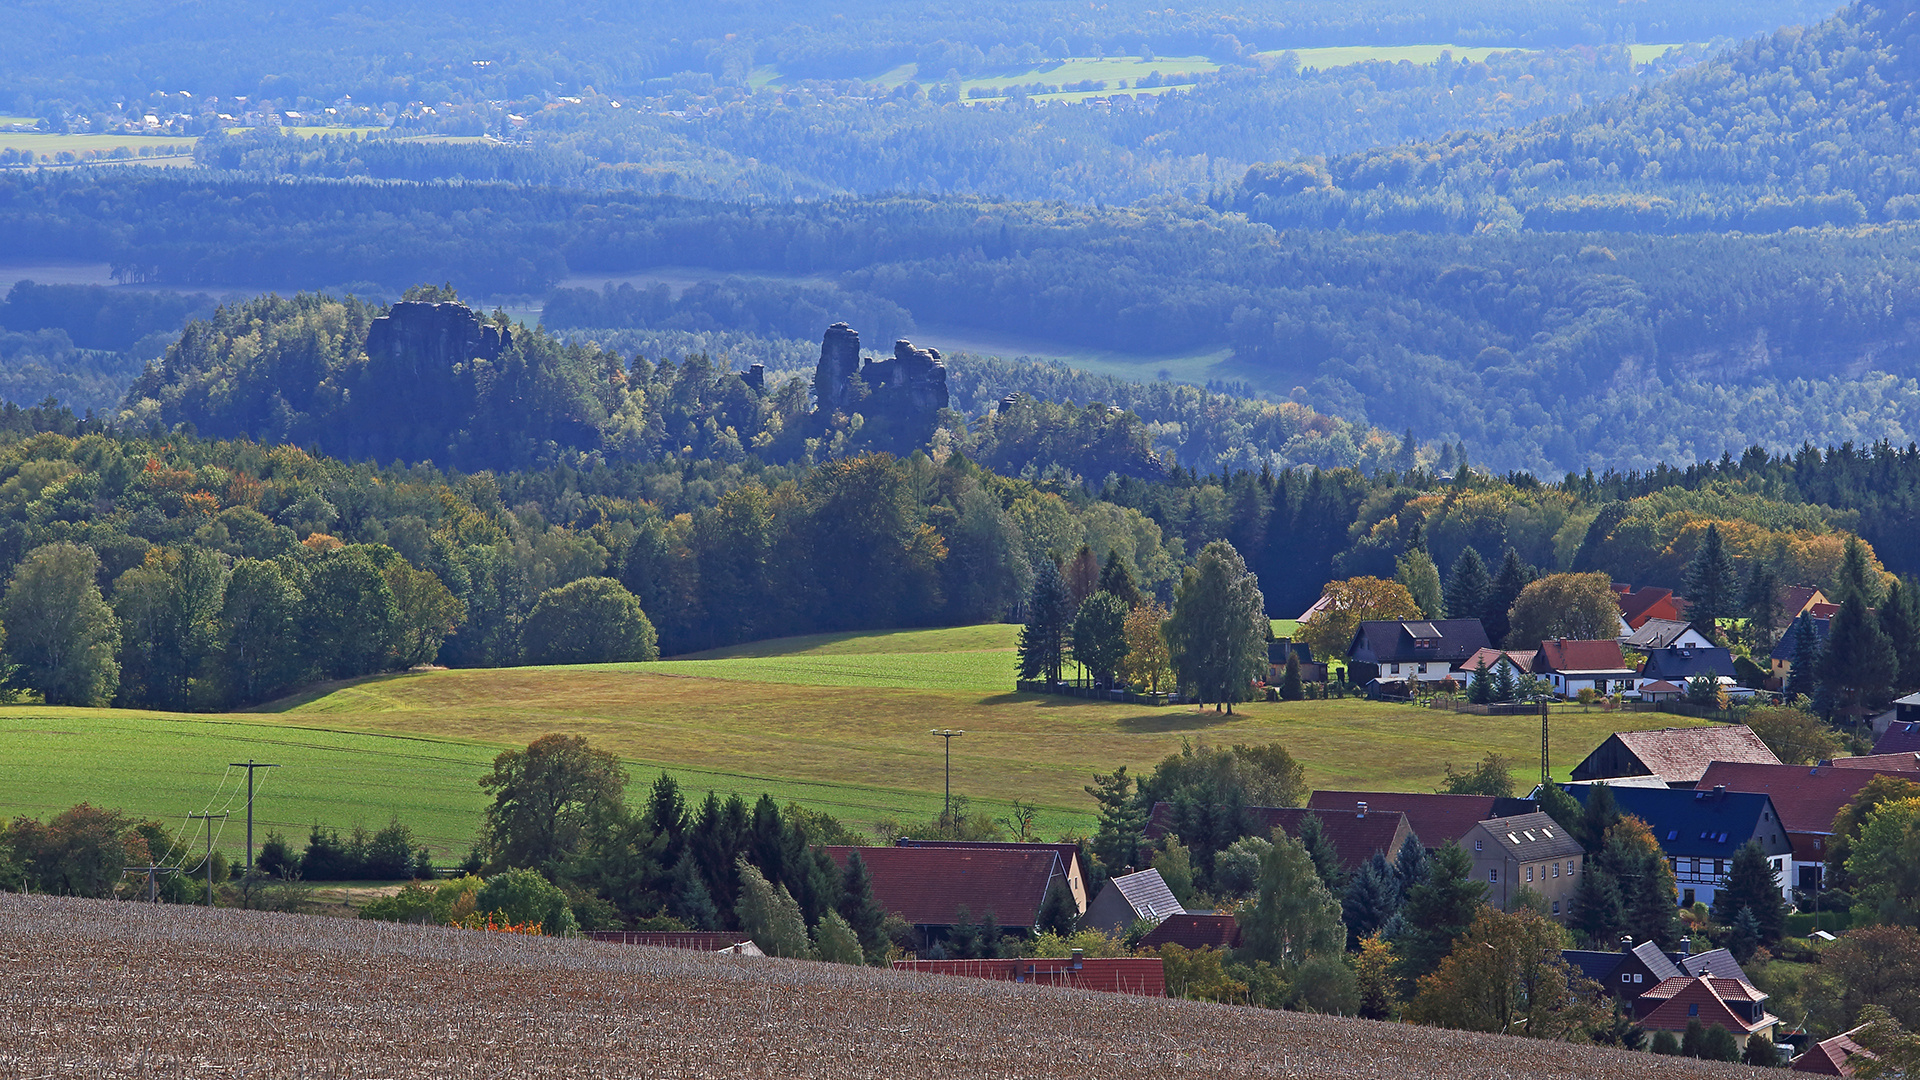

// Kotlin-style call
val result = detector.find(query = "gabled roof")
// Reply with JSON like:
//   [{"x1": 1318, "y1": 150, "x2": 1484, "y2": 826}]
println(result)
[
  {"x1": 1639, "y1": 680, "x2": 1686, "y2": 694},
  {"x1": 1615, "y1": 585, "x2": 1687, "y2": 629},
  {"x1": 1348, "y1": 619, "x2": 1491, "y2": 664},
  {"x1": 1101, "y1": 868, "x2": 1184, "y2": 923},
  {"x1": 1782, "y1": 585, "x2": 1829, "y2": 619},
  {"x1": 1794, "y1": 1025, "x2": 1876, "y2": 1076},
  {"x1": 1622, "y1": 618, "x2": 1708, "y2": 651},
  {"x1": 1632, "y1": 941, "x2": 1684, "y2": 983},
  {"x1": 1466, "y1": 812, "x2": 1585, "y2": 862},
  {"x1": 1695, "y1": 762, "x2": 1886, "y2": 837},
  {"x1": 1771, "y1": 616, "x2": 1830, "y2": 662},
  {"x1": 1537, "y1": 638, "x2": 1633, "y2": 674},
  {"x1": 1576, "y1": 725, "x2": 1781, "y2": 785},
  {"x1": 1561, "y1": 950, "x2": 1624, "y2": 983},
  {"x1": 1641, "y1": 644, "x2": 1737, "y2": 682},
  {"x1": 1638, "y1": 976, "x2": 1776, "y2": 1035},
  {"x1": 1680, "y1": 947, "x2": 1749, "y2": 983},
  {"x1": 1143, "y1": 801, "x2": 1415, "y2": 873},
  {"x1": 1875, "y1": 721, "x2": 1920, "y2": 756},
  {"x1": 1456, "y1": 647, "x2": 1535, "y2": 674},
  {"x1": 1565, "y1": 784, "x2": 1788, "y2": 858},
  {"x1": 1306, "y1": 791, "x2": 1533, "y2": 848},
  {"x1": 1828, "y1": 752, "x2": 1920, "y2": 773},
  {"x1": 824, "y1": 846, "x2": 1062, "y2": 928},
  {"x1": 1138, "y1": 913, "x2": 1240, "y2": 951},
  {"x1": 894, "y1": 839, "x2": 1085, "y2": 877}
]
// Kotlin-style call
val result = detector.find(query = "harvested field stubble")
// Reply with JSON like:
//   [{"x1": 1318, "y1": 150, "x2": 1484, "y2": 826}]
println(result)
[{"x1": 0, "y1": 895, "x2": 1766, "y2": 1079}]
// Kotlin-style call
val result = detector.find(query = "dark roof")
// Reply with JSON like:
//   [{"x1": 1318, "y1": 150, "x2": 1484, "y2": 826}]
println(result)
[
  {"x1": 1875, "y1": 721, "x2": 1920, "y2": 756},
  {"x1": 824, "y1": 846, "x2": 1062, "y2": 928},
  {"x1": 1562, "y1": 950, "x2": 1624, "y2": 983},
  {"x1": 1578, "y1": 725, "x2": 1781, "y2": 784},
  {"x1": 1537, "y1": 638, "x2": 1633, "y2": 674},
  {"x1": 1143, "y1": 801, "x2": 1416, "y2": 872},
  {"x1": 894, "y1": 839, "x2": 1085, "y2": 879},
  {"x1": 1771, "y1": 616, "x2": 1830, "y2": 662},
  {"x1": 1307, "y1": 791, "x2": 1534, "y2": 848},
  {"x1": 1695, "y1": 762, "x2": 1886, "y2": 837},
  {"x1": 1469, "y1": 812, "x2": 1586, "y2": 862},
  {"x1": 1565, "y1": 784, "x2": 1788, "y2": 858},
  {"x1": 1622, "y1": 619, "x2": 1705, "y2": 650},
  {"x1": 1633, "y1": 941, "x2": 1684, "y2": 982},
  {"x1": 1138, "y1": 913, "x2": 1240, "y2": 951},
  {"x1": 1680, "y1": 947, "x2": 1748, "y2": 983},
  {"x1": 1267, "y1": 640, "x2": 1313, "y2": 665},
  {"x1": 1348, "y1": 619, "x2": 1491, "y2": 664},
  {"x1": 1783, "y1": 585, "x2": 1825, "y2": 616},
  {"x1": 1641, "y1": 644, "x2": 1737, "y2": 682},
  {"x1": 1102, "y1": 868, "x2": 1184, "y2": 922}
]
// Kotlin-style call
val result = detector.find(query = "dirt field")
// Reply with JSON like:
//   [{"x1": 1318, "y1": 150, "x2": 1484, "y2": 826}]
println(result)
[{"x1": 0, "y1": 894, "x2": 1765, "y2": 1079}]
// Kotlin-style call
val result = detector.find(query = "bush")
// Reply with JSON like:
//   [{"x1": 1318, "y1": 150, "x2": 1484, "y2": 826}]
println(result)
[
  {"x1": 475, "y1": 867, "x2": 578, "y2": 935},
  {"x1": 1650, "y1": 1030, "x2": 1680, "y2": 1055},
  {"x1": 1700, "y1": 1024, "x2": 1740, "y2": 1062},
  {"x1": 1745, "y1": 1032, "x2": 1778, "y2": 1066},
  {"x1": 522, "y1": 577, "x2": 658, "y2": 665}
]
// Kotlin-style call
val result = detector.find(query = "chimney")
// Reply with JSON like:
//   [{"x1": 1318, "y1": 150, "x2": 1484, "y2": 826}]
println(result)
[
  {"x1": 1121, "y1": 866, "x2": 1135, "y2": 876},
  {"x1": 1713, "y1": 784, "x2": 1727, "y2": 797},
  {"x1": 1357, "y1": 801, "x2": 1368, "y2": 819},
  {"x1": 1679, "y1": 935, "x2": 1691, "y2": 957},
  {"x1": 1620, "y1": 935, "x2": 1634, "y2": 953}
]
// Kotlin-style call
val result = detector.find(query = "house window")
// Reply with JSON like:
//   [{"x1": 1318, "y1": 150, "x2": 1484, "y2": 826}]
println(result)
[
  {"x1": 1390, "y1": 663, "x2": 1400, "y2": 675},
  {"x1": 1634, "y1": 974, "x2": 1643, "y2": 984},
  {"x1": 1489, "y1": 869, "x2": 1499, "y2": 883},
  {"x1": 1474, "y1": 840, "x2": 1483, "y2": 852},
  {"x1": 1621, "y1": 974, "x2": 1632, "y2": 984},
  {"x1": 1688, "y1": 1004, "x2": 1699, "y2": 1017},
  {"x1": 1526, "y1": 866, "x2": 1534, "y2": 883},
  {"x1": 1553, "y1": 863, "x2": 1560, "y2": 878},
  {"x1": 1552, "y1": 900, "x2": 1560, "y2": 915}
]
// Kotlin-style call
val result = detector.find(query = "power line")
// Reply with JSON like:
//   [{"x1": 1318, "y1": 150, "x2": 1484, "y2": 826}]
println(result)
[
  {"x1": 186, "y1": 812, "x2": 228, "y2": 905},
  {"x1": 228, "y1": 760, "x2": 281, "y2": 874}
]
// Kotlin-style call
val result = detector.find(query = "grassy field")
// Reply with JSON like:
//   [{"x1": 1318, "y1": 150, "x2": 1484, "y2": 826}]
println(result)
[
  {"x1": 0, "y1": 625, "x2": 1709, "y2": 855},
  {"x1": 0, "y1": 131, "x2": 197, "y2": 159}
]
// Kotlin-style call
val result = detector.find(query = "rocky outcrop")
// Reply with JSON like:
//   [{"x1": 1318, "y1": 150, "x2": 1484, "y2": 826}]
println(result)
[
  {"x1": 364, "y1": 301, "x2": 511, "y2": 383},
  {"x1": 811, "y1": 322, "x2": 949, "y2": 417}
]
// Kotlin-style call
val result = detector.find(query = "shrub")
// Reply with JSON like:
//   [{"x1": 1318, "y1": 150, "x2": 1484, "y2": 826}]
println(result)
[
  {"x1": 475, "y1": 868, "x2": 578, "y2": 936},
  {"x1": 522, "y1": 577, "x2": 658, "y2": 665},
  {"x1": 1650, "y1": 1030, "x2": 1680, "y2": 1055}
]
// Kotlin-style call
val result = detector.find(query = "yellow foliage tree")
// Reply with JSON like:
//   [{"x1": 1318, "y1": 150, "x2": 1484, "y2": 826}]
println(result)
[
  {"x1": 1296, "y1": 576, "x2": 1423, "y2": 663},
  {"x1": 1118, "y1": 600, "x2": 1173, "y2": 693}
]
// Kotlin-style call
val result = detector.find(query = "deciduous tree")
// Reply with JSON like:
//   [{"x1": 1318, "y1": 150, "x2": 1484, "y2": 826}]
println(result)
[
  {"x1": 1504, "y1": 571, "x2": 1620, "y2": 649},
  {"x1": 1239, "y1": 829, "x2": 1346, "y2": 973},
  {"x1": 1295, "y1": 576, "x2": 1421, "y2": 671},
  {"x1": 2, "y1": 541, "x2": 120, "y2": 706},
  {"x1": 1070, "y1": 590, "x2": 1130, "y2": 686},
  {"x1": 522, "y1": 577, "x2": 658, "y2": 665},
  {"x1": 1406, "y1": 907, "x2": 1604, "y2": 1039},
  {"x1": 1167, "y1": 540, "x2": 1267, "y2": 712},
  {"x1": 1117, "y1": 600, "x2": 1172, "y2": 692},
  {"x1": 481, "y1": 734, "x2": 628, "y2": 872}
]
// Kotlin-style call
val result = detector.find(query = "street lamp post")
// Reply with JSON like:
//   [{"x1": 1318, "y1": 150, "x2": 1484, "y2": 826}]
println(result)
[{"x1": 931, "y1": 729, "x2": 964, "y2": 827}]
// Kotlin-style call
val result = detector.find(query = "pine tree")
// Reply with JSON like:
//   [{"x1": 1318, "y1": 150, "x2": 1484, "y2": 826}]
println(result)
[
  {"x1": 1878, "y1": 578, "x2": 1920, "y2": 692},
  {"x1": 1084, "y1": 767, "x2": 1145, "y2": 874},
  {"x1": 1392, "y1": 832, "x2": 1429, "y2": 896},
  {"x1": 1570, "y1": 864, "x2": 1626, "y2": 947},
  {"x1": 1786, "y1": 612, "x2": 1821, "y2": 700},
  {"x1": 1036, "y1": 878, "x2": 1078, "y2": 937},
  {"x1": 837, "y1": 849, "x2": 888, "y2": 964},
  {"x1": 1393, "y1": 841, "x2": 1486, "y2": 990},
  {"x1": 1710, "y1": 840, "x2": 1788, "y2": 945},
  {"x1": 1281, "y1": 650, "x2": 1304, "y2": 700},
  {"x1": 1296, "y1": 812, "x2": 1349, "y2": 894},
  {"x1": 1342, "y1": 851, "x2": 1403, "y2": 947},
  {"x1": 1817, "y1": 594, "x2": 1898, "y2": 711},
  {"x1": 1096, "y1": 548, "x2": 1143, "y2": 609},
  {"x1": 1741, "y1": 562, "x2": 1781, "y2": 651},
  {"x1": 1485, "y1": 549, "x2": 1531, "y2": 646},
  {"x1": 1467, "y1": 658, "x2": 1492, "y2": 704},
  {"x1": 1017, "y1": 559, "x2": 1070, "y2": 684},
  {"x1": 1726, "y1": 906, "x2": 1761, "y2": 965},
  {"x1": 1491, "y1": 658, "x2": 1516, "y2": 703},
  {"x1": 1832, "y1": 536, "x2": 1882, "y2": 609},
  {"x1": 1444, "y1": 548, "x2": 1491, "y2": 632},
  {"x1": 1683, "y1": 522, "x2": 1738, "y2": 637}
]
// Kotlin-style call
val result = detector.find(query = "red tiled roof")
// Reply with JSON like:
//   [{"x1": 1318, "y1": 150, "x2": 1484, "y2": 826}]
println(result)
[
  {"x1": 1809, "y1": 602, "x2": 1841, "y2": 619},
  {"x1": 1307, "y1": 791, "x2": 1504, "y2": 848},
  {"x1": 1139, "y1": 913, "x2": 1240, "y2": 951},
  {"x1": 1538, "y1": 638, "x2": 1631, "y2": 673},
  {"x1": 893, "y1": 957, "x2": 1165, "y2": 996},
  {"x1": 1696, "y1": 762, "x2": 1888, "y2": 838},
  {"x1": 1457, "y1": 648, "x2": 1536, "y2": 674},
  {"x1": 825, "y1": 846, "x2": 1061, "y2": 928},
  {"x1": 1794, "y1": 1027, "x2": 1876, "y2": 1076},
  {"x1": 1783, "y1": 586, "x2": 1827, "y2": 618},
  {"x1": 1608, "y1": 725, "x2": 1782, "y2": 784},
  {"x1": 1828, "y1": 752, "x2": 1920, "y2": 772},
  {"x1": 1636, "y1": 976, "x2": 1776, "y2": 1035},
  {"x1": 1875, "y1": 722, "x2": 1920, "y2": 756},
  {"x1": 1615, "y1": 586, "x2": 1685, "y2": 629},
  {"x1": 1143, "y1": 802, "x2": 1415, "y2": 872}
]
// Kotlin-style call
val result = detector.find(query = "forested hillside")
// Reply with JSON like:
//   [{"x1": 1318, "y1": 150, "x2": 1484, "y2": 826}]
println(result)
[{"x1": 1238, "y1": 0, "x2": 1920, "y2": 231}]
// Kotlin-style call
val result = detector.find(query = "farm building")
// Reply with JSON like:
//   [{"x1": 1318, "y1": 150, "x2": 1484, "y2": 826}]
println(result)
[
  {"x1": 1306, "y1": 790, "x2": 1536, "y2": 850},
  {"x1": 893, "y1": 839, "x2": 1091, "y2": 913},
  {"x1": 1569, "y1": 725, "x2": 1781, "y2": 786},
  {"x1": 824, "y1": 846, "x2": 1070, "y2": 941},
  {"x1": 1566, "y1": 784, "x2": 1792, "y2": 908},
  {"x1": 1084, "y1": 868, "x2": 1184, "y2": 934},
  {"x1": 1144, "y1": 800, "x2": 1416, "y2": 873},
  {"x1": 1694, "y1": 761, "x2": 1907, "y2": 891}
]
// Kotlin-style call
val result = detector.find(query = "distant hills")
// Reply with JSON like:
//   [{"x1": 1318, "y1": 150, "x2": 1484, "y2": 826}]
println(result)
[{"x1": 1239, "y1": 0, "x2": 1920, "y2": 232}]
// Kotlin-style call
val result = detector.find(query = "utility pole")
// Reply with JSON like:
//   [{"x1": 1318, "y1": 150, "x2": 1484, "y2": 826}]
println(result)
[
  {"x1": 123, "y1": 865, "x2": 180, "y2": 902},
  {"x1": 188, "y1": 811, "x2": 229, "y2": 905},
  {"x1": 1539, "y1": 700, "x2": 1551, "y2": 790},
  {"x1": 228, "y1": 760, "x2": 280, "y2": 874},
  {"x1": 930, "y1": 730, "x2": 964, "y2": 827}
]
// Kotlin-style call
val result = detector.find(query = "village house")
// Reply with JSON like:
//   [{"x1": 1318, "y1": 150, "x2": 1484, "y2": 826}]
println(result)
[
  {"x1": 1634, "y1": 975, "x2": 1781, "y2": 1045},
  {"x1": 1346, "y1": 619, "x2": 1490, "y2": 686},
  {"x1": 1793, "y1": 1025, "x2": 1877, "y2": 1076},
  {"x1": 1084, "y1": 868, "x2": 1184, "y2": 934},
  {"x1": 1621, "y1": 618, "x2": 1717, "y2": 652},
  {"x1": 1782, "y1": 585, "x2": 1838, "y2": 622},
  {"x1": 1454, "y1": 647, "x2": 1536, "y2": 685},
  {"x1": 1771, "y1": 612, "x2": 1830, "y2": 685},
  {"x1": 893, "y1": 839, "x2": 1091, "y2": 914},
  {"x1": 1567, "y1": 784, "x2": 1793, "y2": 908},
  {"x1": 1636, "y1": 642, "x2": 1741, "y2": 694},
  {"x1": 1138, "y1": 913, "x2": 1241, "y2": 951},
  {"x1": 1305, "y1": 790, "x2": 1536, "y2": 851},
  {"x1": 1460, "y1": 812, "x2": 1585, "y2": 921},
  {"x1": 824, "y1": 846, "x2": 1069, "y2": 946},
  {"x1": 1828, "y1": 751, "x2": 1920, "y2": 772},
  {"x1": 1873, "y1": 717, "x2": 1920, "y2": 755},
  {"x1": 1570, "y1": 725, "x2": 1781, "y2": 786},
  {"x1": 1614, "y1": 584, "x2": 1689, "y2": 631},
  {"x1": 1266, "y1": 639, "x2": 1328, "y2": 684},
  {"x1": 1534, "y1": 638, "x2": 1639, "y2": 698},
  {"x1": 1694, "y1": 761, "x2": 1900, "y2": 892}
]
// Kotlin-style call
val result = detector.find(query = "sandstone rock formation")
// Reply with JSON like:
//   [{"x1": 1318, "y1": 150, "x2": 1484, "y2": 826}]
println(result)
[
  {"x1": 811, "y1": 322, "x2": 949, "y2": 418},
  {"x1": 364, "y1": 301, "x2": 511, "y2": 384}
]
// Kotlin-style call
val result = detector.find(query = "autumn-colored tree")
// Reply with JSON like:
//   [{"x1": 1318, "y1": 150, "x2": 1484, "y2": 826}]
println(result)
[
  {"x1": 1405, "y1": 906, "x2": 1606, "y2": 1039},
  {"x1": 1355, "y1": 932, "x2": 1401, "y2": 1020},
  {"x1": 1814, "y1": 924, "x2": 1920, "y2": 1030},
  {"x1": 1503, "y1": 571, "x2": 1621, "y2": 649},
  {"x1": 1295, "y1": 576, "x2": 1423, "y2": 664},
  {"x1": 1827, "y1": 774, "x2": 1920, "y2": 892},
  {"x1": 1743, "y1": 704, "x2": 1843, "y2": 765},
  {"x1": 1117, "y1": 600, "x2": 1172, "y2": 692}
]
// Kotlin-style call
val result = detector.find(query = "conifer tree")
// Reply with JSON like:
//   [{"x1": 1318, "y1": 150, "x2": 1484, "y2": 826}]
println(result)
[
  {"x1": 1817, "y1": 593, "x2": 1898, "y2": 711},
  {"x1": 1491, "y1": 658, "x2": 1516, "y2": 703},
  {"x1": 1037, "y1": 879, "x2": 1078, "y2": 937},
  {"x1": 1342, "y1": 851, "x2": 1403, "y2": 947},
  {"x1": 1878, "y1": 578, "x2": 1920, "y2": 692},
  {"x1": 1096, "y1": 548, "x2": 1143, "y2": 609},
  {"x1": 1467, "y1": 658, "x2": 1492, "y2": 704},
  {"x1": 837, "y1": 850, "x2": 888, "y2": 964},
  {"x1": 1485, "y1": 549, "x2": 1531, "y2": 646},
  {"x1": 1017, "y1": 559, "x2": 1070, "y2": 684},
  {"x1": 1786, "y1": 612, "x2": 1821, "y2": 700},
  {"x1": 1444, "y1": 548, "x2": 1491, "y2": 630},
  {"x1": 1741, "y1": 561, "x2": 1781, "y2": 650},
  {"x1": 1683, "y1": 522, "x2": 1738, "y2": 637},
  {"x1": 1296, "y1": 812, "x2": 1349, "y2": 894},
  {"x1": 1393, "y1": 841, "x2": 1486, "y2": 990},
  {"x1": 1711, "y1": 840, "x2": 1788, "y2": 945},
  {"x1": 1832, "y1": 536, "x2": 1883, "y2": 609},
  {"x1": 1281, "y1": 650, "x2": 1304, "y2": 700},
  {"x1": 1570, "y1": 864, "x2": 1626, "y2": 946}
]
